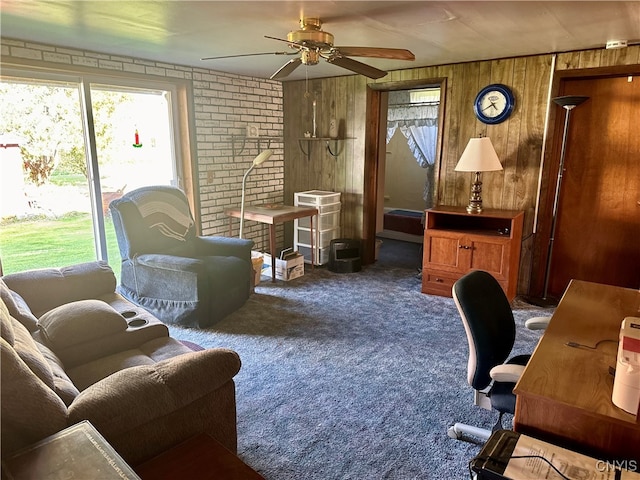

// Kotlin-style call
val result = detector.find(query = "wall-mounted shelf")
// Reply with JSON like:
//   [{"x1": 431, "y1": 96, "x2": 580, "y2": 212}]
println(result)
[
  {"x1": 297, "y1": 137, "x2": 355, "y2": 160},
  {"x1": 230, "y1": 135, "x2": 281, "y2": 157}
]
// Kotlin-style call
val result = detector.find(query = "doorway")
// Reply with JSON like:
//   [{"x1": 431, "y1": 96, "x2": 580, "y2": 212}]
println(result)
[
  {"x1": 376, "y1": 87, "x2": 440, "y2": 269},
  {"x1": 363, "y1": 78, "x2": 446, "y2": 265},
  {"x1": 531, "y1": 71, "x2": 640, "y2": 298}
]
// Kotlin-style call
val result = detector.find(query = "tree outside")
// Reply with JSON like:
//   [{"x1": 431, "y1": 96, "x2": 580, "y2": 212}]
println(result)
[{"x1": 0, "y1": 79, "x2": 174, "y2": 276}]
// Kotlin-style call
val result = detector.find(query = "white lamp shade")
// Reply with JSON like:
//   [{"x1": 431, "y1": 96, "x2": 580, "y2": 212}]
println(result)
[
  {"x1": 252, "y1": 149, "x2": 273, "y2": 166},
  {"x1": 455, "y1": 137, "x2": 503, "y2": 172}
]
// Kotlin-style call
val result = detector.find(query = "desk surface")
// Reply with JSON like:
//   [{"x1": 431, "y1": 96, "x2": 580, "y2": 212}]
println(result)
[
  {"x1": 225, "y1": 205, "x2": 318, "y2": 224},
  {"x1": 514, "y1": 279, "x2": 640, "y2": 461}
]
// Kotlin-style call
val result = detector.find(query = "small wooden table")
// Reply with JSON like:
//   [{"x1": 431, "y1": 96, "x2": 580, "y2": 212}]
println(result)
[
  {"x1": 225, "y1": 204, "x2": 318, "y2": 281},
  {"x1": 135, "y1": 434, "x2": 265, "y2": 480},
  {"x1": 513, "y1": 279, "x2": 640, "y2": 461},
  {"x1": 2, "y1": 421, "x2": 141, "y2": 480}
]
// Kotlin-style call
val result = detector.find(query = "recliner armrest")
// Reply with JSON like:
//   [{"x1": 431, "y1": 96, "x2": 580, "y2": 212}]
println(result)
[
  {"x1": 135, "y1": 253, "x2": 205, "y2": 272},
  {"x1": 194, "y1": 236, "x2": 253, "y2": 260},
  {"x1": 489, "y1": 364, "x2": 526, "y2": 383},
  {"x1": 525, "y1": 316, "x2": 552, "y2": 331}
]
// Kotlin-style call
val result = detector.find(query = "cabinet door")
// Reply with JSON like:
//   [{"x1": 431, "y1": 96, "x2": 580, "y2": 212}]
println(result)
[
  {"x1": 466, "y1": 235, "x2": 511, "y2": 281},
  {"x1": 423, "y1": 231, "x2": 466, "y2": 274}
]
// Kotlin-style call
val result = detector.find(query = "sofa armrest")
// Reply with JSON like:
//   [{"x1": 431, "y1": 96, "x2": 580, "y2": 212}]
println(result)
[
  {"x1": 68, "y1": 348, "x2": 240, "y2": 426},
  {"x1": 194, "y1": 236, "x2": 253, "y2": 260},
  {"x1": 68, "y1": 348, "x2": 241, "y2": 463}
]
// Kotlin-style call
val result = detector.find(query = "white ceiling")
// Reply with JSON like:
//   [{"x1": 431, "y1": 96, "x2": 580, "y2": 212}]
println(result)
[{"x1": 2, "y1": 1, "x2": 639, "y2": 81}]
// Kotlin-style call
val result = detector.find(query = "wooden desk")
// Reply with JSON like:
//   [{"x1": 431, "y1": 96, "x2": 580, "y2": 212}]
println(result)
[
  {"x1": 135, "y1": 434, "x2": 264, "y2": 480},
  {"x1": 225, "y1": 205, "x2": 318, "y2": 282},
  {"x1": 514, "y1": 280, "x2": 640, "y2": 461}
]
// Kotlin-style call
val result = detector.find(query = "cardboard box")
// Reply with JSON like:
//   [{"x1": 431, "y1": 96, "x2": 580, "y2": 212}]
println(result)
[{"x1": 262, "y1": 252, "x2": 304, "y2": 281}]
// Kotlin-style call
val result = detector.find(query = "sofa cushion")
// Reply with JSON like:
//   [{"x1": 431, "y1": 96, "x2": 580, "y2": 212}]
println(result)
[
  {"x1": 38, "y1": 300, "x2": 127, "y2": 349},
  {"x1": 1, "y1": 336, "x2": 68, "y2": 457},
  {"x1": 36, "y1": 342, "x2": 81, "y2": 405},
  {"x1": 0, "y1": 279, "x2": 38, "y2": 332},
  {"x1": 1, "y1": 300, "x2": 55, "y2": 391},
  {"x1": 2, "y1": 261, "x2": 116, "y2": 317}
]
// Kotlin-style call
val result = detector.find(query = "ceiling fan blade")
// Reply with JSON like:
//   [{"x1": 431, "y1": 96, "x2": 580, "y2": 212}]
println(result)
[
  {"x1": 270, "y1": 58, "x2": 303, "y2": 80},
  {"x1": 326, "y1": 56, "x2": 387, "y2": 79},
  {"x1": 334, "y1": 47, "x2": 415, "y2": 61},
  {"x1": 265, "y1": 35, "x2": 304, "y2": 50},
  {"x1": 201, "y1": 51, "x2": 296, "y2": 61}
]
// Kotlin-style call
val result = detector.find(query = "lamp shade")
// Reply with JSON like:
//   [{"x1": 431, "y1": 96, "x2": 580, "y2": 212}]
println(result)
[
  {"x1": 252, "y1": 149, "x2": 273, "y2": 166},
  {"x1": 455, "y1": 137, "x2": 503, "y2": 172}
]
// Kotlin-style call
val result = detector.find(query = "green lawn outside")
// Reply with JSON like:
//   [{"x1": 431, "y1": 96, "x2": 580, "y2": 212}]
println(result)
[{"x1": 0, "y1": 213, "x2": 121, "y2": 279}]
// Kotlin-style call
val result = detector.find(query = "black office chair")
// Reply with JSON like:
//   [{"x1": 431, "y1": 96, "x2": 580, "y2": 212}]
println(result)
[{"x1": 447, "y1": 270, "x2": 550, "y2": 442}]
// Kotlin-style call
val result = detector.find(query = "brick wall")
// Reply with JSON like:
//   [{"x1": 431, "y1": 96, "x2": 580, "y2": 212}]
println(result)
[{"x1": 1, "y1": 38, "x2": 285, "y2": 253}]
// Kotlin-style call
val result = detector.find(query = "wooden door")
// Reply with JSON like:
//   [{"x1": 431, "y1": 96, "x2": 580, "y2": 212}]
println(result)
[{"x1": 546, "y1": 75, "x2": 640, "y2": 297}]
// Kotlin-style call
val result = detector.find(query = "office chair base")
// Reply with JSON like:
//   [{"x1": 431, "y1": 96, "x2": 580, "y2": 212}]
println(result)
[{"x1": 447, "y1": 423, "x2": 491, "y2": 442}]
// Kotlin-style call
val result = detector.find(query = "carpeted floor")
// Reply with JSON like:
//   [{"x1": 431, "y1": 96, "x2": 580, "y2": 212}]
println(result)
[{"x1": 168, "y1": 239, "x2": 554, "y2": 480}]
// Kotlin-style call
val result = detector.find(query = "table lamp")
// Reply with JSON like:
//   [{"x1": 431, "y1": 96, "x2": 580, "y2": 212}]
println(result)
[
  {"x1": 239, "y1": 149, "x2": 273, "y2": 238},
  {"x1": 455, "y1": 137, "x2": 503, "y2": 214}
]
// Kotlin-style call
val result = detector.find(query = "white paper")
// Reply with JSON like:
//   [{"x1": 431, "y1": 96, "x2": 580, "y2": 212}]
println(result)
[{"x1": 502, "y1": 435, "x2": 640, "y2": 480}]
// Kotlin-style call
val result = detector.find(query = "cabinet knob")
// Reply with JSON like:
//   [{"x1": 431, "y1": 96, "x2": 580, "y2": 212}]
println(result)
[
  {"x1": 458, "y1": 245, "x2": 472, "y2": 250},
  {"x1": 435, "y1": 278, "x2": 443, "y2": 283}
]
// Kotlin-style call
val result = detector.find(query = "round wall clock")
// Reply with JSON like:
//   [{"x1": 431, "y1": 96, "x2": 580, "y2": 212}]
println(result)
[{"x1": 474, "y1": 84, "x2": 515, "y2": 124}]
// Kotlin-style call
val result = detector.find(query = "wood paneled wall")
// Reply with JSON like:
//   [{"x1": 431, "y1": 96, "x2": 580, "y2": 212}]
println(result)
[{"x1": 283, "y1": 46, "x2": 640, "y2": 293}]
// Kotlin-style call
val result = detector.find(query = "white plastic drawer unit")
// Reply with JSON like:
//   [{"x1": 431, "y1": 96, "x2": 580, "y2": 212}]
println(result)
[
  {"x1": 298, "y1": 244, "x2": 331, "y2": 265},
  {"x1": 297, "y1": 210, "x2": 340, "y2": 229},
  {"x1": 294, "y1": 190, "x2": 341, "y2": 206},
  {"x1": 295, "y1": 227, "x2": 340, "y2": 248}
]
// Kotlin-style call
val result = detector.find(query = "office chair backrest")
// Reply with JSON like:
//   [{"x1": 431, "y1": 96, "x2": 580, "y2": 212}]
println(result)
[{"x1": 452, "y1": 270, "x2": 516, "y2": 391}]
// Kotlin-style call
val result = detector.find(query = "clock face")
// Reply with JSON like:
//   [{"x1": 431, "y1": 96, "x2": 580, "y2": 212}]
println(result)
[{"x1": 474, "y1": 84, "x2": 515, "y2": 124}]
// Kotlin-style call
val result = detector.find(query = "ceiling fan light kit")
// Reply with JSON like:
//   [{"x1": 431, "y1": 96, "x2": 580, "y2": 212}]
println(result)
[{"x1": 203, "y1": 17, "x2": 414, "y2": 80}]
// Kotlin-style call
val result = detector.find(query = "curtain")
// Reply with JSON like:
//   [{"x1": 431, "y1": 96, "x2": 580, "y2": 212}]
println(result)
[{"x1": 386, "y1": 104, "x2": 439, "y2": 167}]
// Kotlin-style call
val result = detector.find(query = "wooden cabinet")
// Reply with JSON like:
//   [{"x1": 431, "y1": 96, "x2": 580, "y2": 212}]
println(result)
[{"x1": 421, "y1": 206, "x2": 524, "y2": 301}]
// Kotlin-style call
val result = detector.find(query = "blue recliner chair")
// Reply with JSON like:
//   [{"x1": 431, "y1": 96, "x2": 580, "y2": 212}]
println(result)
[{"x1": 110, "y1": 185, "x2": 253, "y2": 328}]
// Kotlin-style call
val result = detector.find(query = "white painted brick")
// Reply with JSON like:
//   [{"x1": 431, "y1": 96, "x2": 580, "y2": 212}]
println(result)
[
  {"x1": 11, "y1": 47, "x2": 42, "y2": 60},
  {"x1": 123, "y1": 63, "x2": 146, "y2": 74},
  {"x1": 43, "y1": 52, "x2": 72, "y2": 64},
  {"x1": 73, "y1": 56, "x2": 99, "y2": 68},
  {"x1": 99, "y1": 59, "x2": 124, "y2": 71},
  {"x1": 145, "y1": 66, "x2": 166, "y2": 76}
]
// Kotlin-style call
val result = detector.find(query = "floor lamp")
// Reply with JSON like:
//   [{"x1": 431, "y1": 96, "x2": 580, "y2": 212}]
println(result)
[
  {"x1": 540, "y1": 95, "x2": 589, "y2": 303},
  {"x1": 239, "y1": 149, "x2": 273, "y2": 239}
]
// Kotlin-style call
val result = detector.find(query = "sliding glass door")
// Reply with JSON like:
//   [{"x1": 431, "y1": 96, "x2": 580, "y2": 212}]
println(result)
[{"x1": 0, "y1": 70, "x2": 180, "y2": 278}]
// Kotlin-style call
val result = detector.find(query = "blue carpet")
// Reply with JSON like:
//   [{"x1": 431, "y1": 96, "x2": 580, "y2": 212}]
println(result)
[
  {"x1": 386, "y1": 210, "x2": 423, "y2": 218},
  {"x1": 168, "y1": 240, "x2": 553, "y2": 480}
]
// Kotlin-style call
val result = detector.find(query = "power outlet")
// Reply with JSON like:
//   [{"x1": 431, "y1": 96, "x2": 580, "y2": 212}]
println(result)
[{"x1": 207, "y1": 171, "x2": 214, "y2": 183}]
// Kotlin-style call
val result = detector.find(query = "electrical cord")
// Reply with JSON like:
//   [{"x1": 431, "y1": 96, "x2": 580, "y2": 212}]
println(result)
[
  {"x1": 510, "y1": 455, "x2": 571, "y2": 480},
  {"x1": 565, "y1": 338, "x2": 617, "y2": 350},
  {"x1": 468, "y1": 454, "x2": 573, "y2": 480}
]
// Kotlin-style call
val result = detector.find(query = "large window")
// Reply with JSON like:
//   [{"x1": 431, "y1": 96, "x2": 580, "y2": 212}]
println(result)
[{"x1": 0, "y1": 70, "x2": 182, "y2": 278}]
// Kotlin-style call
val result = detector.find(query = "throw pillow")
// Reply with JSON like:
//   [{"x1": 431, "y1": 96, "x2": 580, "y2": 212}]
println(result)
[{"x1": 38, "y1": 300, "x2": 127, "y2": 350}]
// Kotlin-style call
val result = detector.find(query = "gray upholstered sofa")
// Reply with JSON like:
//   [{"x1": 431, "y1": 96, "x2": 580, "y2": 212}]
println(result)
[{"x1": 1, "y1": 261, "x2": 241, "y2": 466}]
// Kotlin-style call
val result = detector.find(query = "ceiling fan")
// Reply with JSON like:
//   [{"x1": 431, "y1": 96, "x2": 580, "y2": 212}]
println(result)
[{"x1": 202, "y1": 18, "x2": 415, "y2": 80}]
